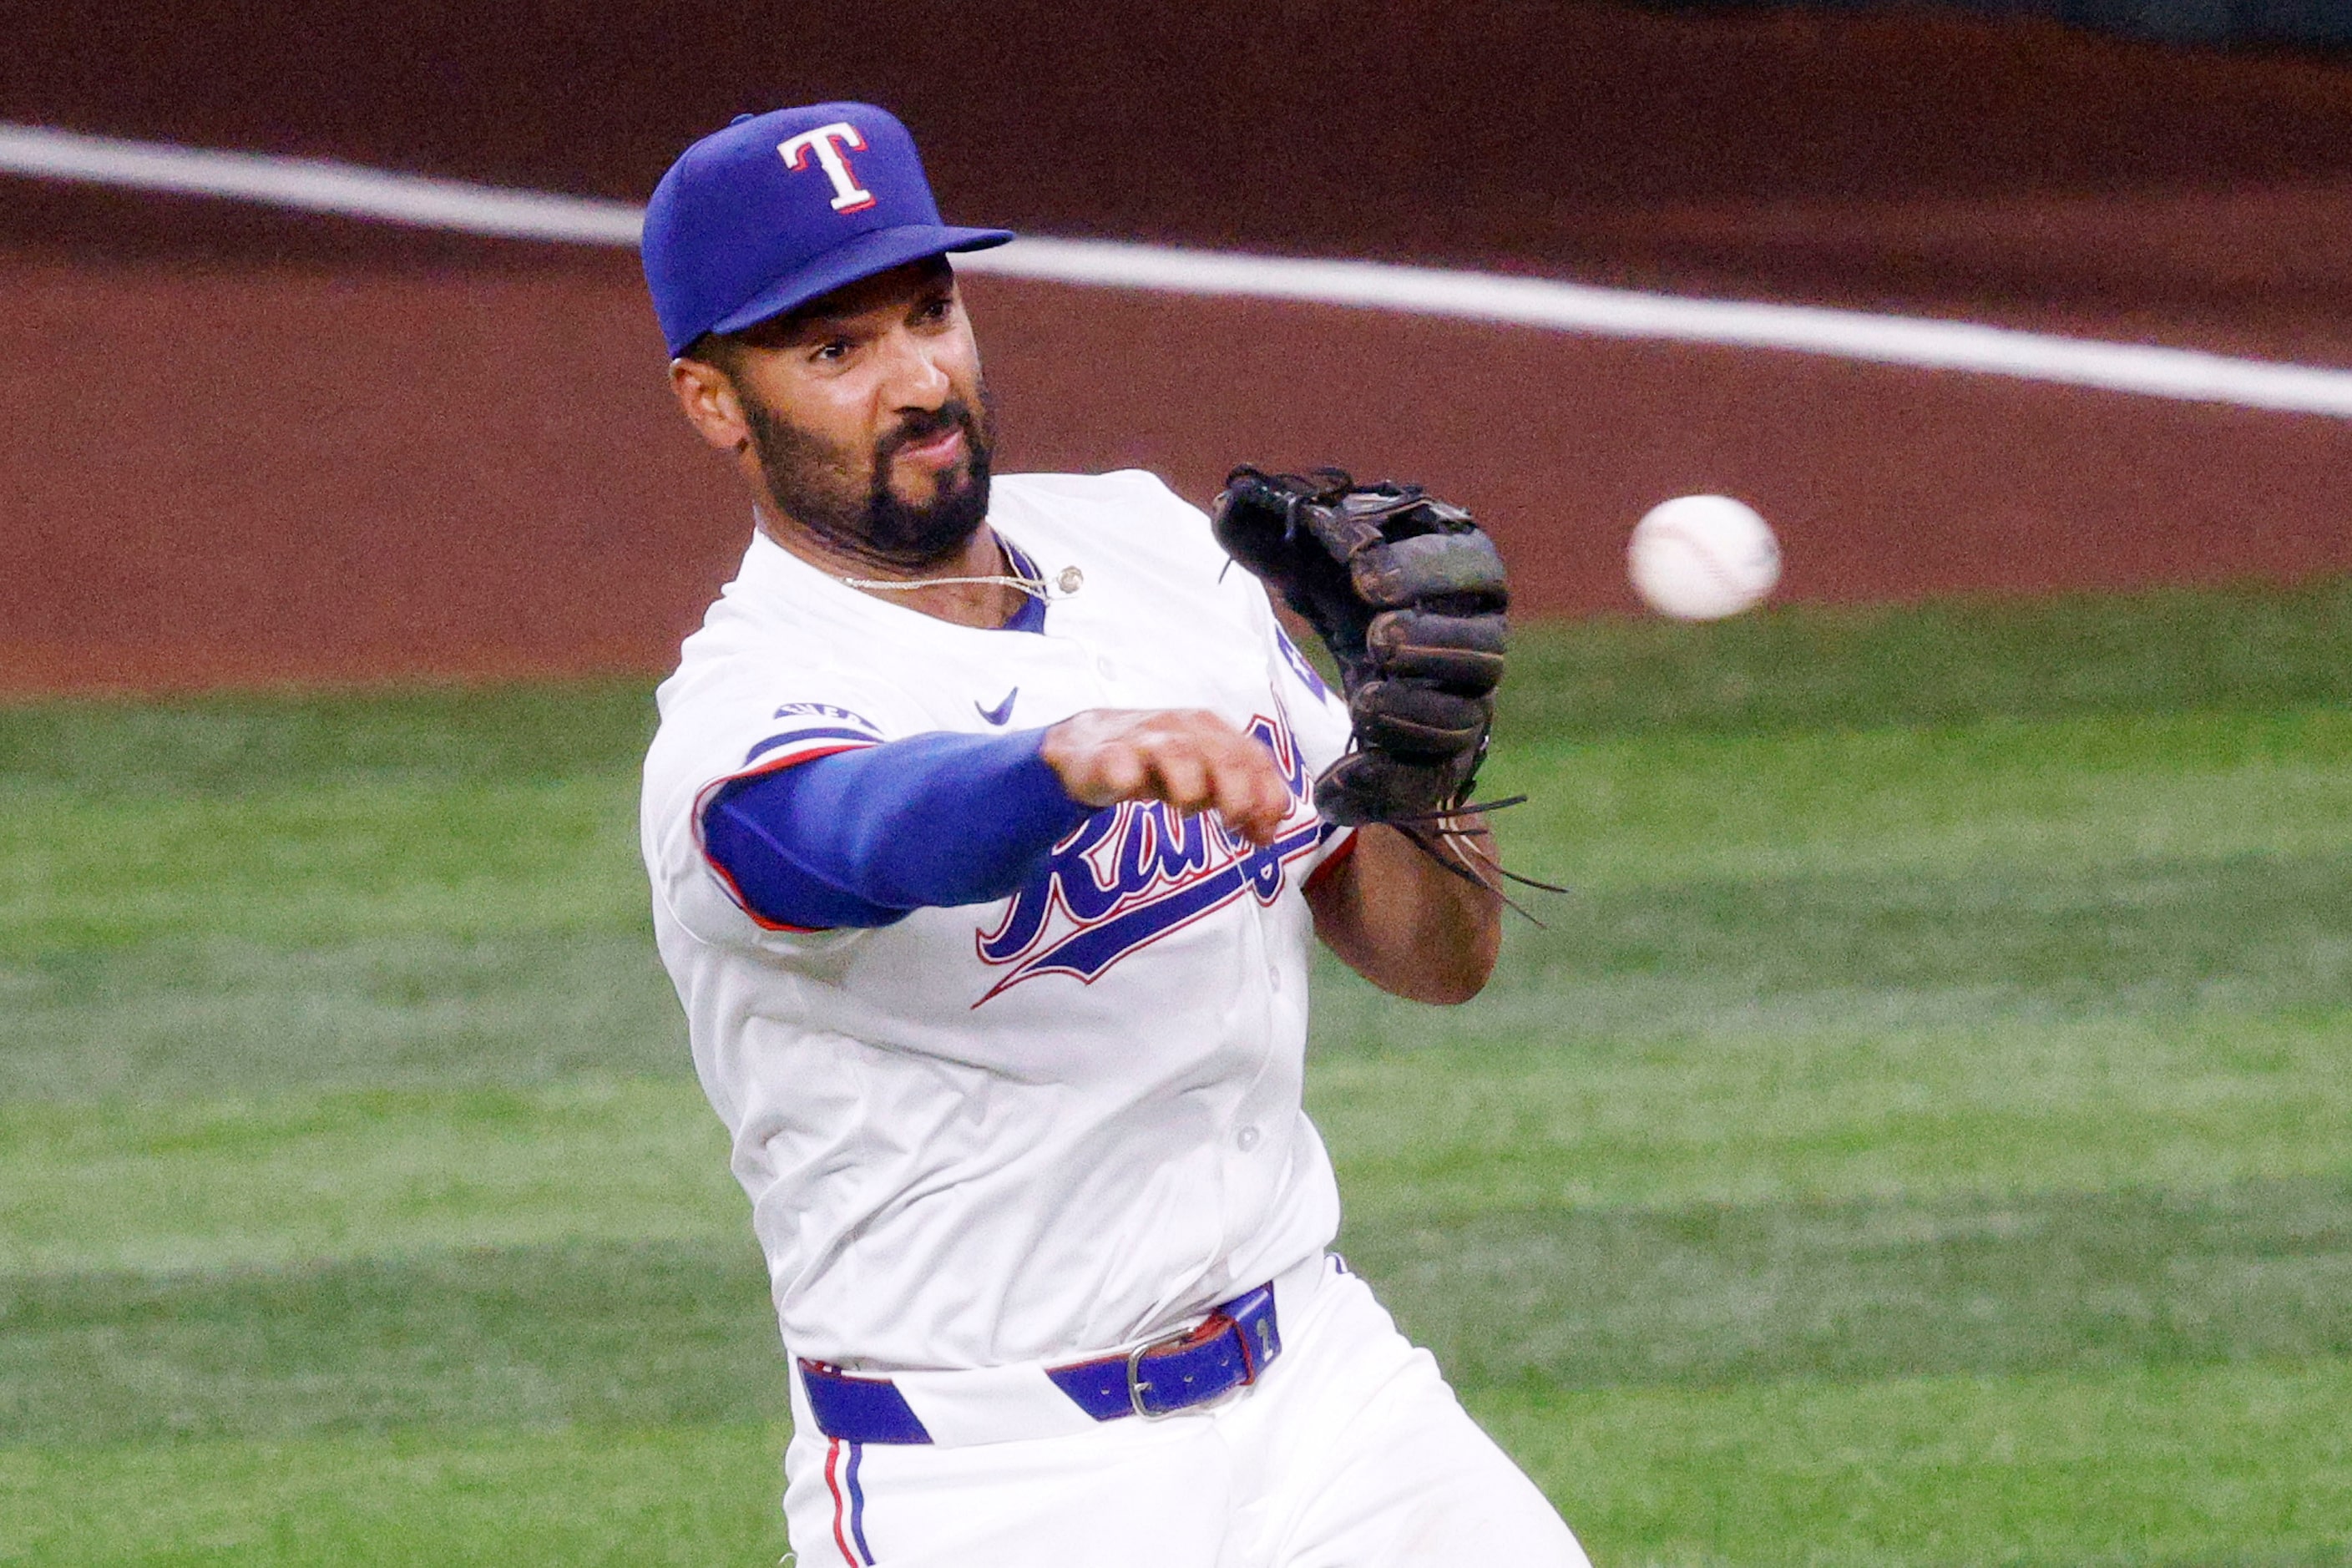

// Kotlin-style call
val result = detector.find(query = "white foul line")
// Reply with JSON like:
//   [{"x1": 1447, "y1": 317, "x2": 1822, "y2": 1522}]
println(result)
[
  {"x1": 0, "y1": 122, "x2": 647, "y2": 244},
  {"x1": 958, "y1": 238, "x2": 2352, "y2": 417},
  {"x1": 8, "y1": 119, "x2": 2352, "y2": 420}
]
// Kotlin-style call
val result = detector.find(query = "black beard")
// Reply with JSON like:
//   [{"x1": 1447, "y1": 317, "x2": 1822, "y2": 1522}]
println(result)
[{"x1": 743, "y1": 388, "x2": 994, "y2": 570}]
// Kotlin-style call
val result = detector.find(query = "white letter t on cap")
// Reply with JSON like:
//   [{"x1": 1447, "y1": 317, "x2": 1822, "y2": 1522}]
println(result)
[{"x1": 778, "y1": 123, "x2": 877, "y2": 213}]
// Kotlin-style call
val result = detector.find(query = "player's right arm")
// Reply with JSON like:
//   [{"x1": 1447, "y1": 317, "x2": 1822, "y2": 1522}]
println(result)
[
  {"x1": 704, "y1": 727, "x2": 1089, "y2": 929},
  {"x1": 700, "y1": 711, "x2": 1291, "y2": 931}
]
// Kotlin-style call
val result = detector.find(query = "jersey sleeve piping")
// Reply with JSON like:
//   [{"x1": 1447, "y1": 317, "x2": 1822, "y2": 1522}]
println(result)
[{"x1": 742, "y1": 727, "x2": 888, "y2": 769}]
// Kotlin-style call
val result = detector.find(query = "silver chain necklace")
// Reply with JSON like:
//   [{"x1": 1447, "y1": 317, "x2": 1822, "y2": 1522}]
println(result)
[
  {"x1": 756, "y1": 505, "x2": 1084, "y2": 602},
  {"x1": 837, "y1": 562, "x2": 1085, "y2": 602}
]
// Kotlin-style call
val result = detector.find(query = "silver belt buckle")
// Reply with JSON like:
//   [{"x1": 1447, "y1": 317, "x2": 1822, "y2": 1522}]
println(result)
[{"x1": 1125, "y1": 1320, "x2": 1215, "y2": 1420}]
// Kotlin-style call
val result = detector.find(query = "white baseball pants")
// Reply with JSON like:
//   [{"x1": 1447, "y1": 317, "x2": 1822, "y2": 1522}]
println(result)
[{"x1": 781, "y1": 1257, "x2": 1588, "y2": 1567}]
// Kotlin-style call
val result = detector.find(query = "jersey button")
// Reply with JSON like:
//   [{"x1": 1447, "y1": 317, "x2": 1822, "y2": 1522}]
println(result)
[
  {"x1": 1267, "y1": 965, "x2": 1282, "y2": 993},
  {"x1": 1236, "y1": 1125, "x2": 1262, "y2": 1152},
  {"x1": 1095, "y1": 656, "x2": 1117, "y2": 678}
]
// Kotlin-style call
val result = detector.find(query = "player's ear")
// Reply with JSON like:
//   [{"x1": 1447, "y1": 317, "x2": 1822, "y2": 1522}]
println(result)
[{"x1": 670, "y1": 356, "x2": 751, "y2": 453}]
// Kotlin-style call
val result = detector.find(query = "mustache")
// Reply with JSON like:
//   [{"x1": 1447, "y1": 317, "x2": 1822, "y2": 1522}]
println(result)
[{"x1": 877, "y1": 400, "x2": 983, "y2": 462}]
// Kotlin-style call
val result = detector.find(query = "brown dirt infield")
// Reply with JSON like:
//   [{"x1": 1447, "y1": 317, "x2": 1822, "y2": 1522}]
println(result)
[{"x1": 4, "y1": 3, "x2": 2351, "y2": 691}]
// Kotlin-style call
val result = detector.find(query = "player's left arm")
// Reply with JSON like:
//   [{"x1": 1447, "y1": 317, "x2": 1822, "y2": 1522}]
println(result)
[
  {"x1": 1302, "y1": 821, "x2": 1501, "y2": 1004},
  {"x1": 1200, "y1": 466, "x2": 1512, "y2": 1005}
]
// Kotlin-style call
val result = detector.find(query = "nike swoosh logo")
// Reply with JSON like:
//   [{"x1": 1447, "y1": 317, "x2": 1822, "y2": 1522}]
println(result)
[{"x1": 976, "y1": 688, "x2": 1018, "y2": 726}]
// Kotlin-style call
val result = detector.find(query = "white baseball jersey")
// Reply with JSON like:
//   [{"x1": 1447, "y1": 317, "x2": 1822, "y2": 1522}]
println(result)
[{"x1": 640, "y1": 469, "x2": 1359, "y2": 1373}]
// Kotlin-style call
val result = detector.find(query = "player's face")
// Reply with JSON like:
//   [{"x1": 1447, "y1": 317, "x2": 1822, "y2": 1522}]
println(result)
[{"x1": 723, "y1": 260, "x2": 994, "y2": 569}]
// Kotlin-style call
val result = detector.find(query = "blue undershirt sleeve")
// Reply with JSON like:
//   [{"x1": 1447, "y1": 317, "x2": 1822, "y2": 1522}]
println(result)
[{"x1": 701, "y1": 727, "x2": 1099, "y2": 930}]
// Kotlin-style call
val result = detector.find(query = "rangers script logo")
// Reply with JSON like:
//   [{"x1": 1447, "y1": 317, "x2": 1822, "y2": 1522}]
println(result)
[{"x1": 974, "y1": 710, "x2": 1327, "y2": 1004}]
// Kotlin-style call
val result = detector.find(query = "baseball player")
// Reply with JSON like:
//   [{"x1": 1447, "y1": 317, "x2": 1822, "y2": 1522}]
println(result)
[{"x1": 638, "y1": 102, "x2": 1586, "y2": 1566}]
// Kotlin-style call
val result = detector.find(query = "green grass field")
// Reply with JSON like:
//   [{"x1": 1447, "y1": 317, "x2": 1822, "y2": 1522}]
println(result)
[{"x1": 4, "y1": 579, "x2": 2350, "y2": 1566}]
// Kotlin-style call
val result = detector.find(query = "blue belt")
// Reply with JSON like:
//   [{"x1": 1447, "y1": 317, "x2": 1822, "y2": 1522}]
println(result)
[{"x1": 798, "y1": 1282, "x2": 1282, "y2": 1445}]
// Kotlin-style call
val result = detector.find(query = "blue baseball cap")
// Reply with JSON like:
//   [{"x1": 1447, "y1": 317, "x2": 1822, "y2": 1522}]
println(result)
[{"x1": 641, "y1": 102, "x2": 1014, "y2": 357}]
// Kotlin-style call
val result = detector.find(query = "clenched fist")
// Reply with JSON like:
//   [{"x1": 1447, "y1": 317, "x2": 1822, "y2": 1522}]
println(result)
[{"x1": 1040, "y1": 709, "x2": 1292, "y2": 847}]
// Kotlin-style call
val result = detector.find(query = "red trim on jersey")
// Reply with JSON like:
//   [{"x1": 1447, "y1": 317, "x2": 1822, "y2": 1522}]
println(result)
[
  {"x1": 822, "y1": 1437, "x2": 861, "y2": 1566},
  {"x1": 692, "y1": 741, "x2": 875, "y2": 933},
  {"x1": 1302, "y1": 825, "x2": 1361, "y2": 894}
]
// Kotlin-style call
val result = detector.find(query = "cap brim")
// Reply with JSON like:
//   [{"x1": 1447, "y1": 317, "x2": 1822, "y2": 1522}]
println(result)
[{"x1": 705, "y1": 224, "x2": 1017, "y2": 342}]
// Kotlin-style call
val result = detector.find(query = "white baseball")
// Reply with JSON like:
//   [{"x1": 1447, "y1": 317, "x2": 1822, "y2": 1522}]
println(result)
[{"x1": 1626, "y1": 495, "x2": 1782, "y2": 620}]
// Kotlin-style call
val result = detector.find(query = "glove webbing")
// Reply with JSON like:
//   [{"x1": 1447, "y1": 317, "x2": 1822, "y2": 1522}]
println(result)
[{"x1": 1374, "y1": 792, "x2": 1569, "y2": 925}]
